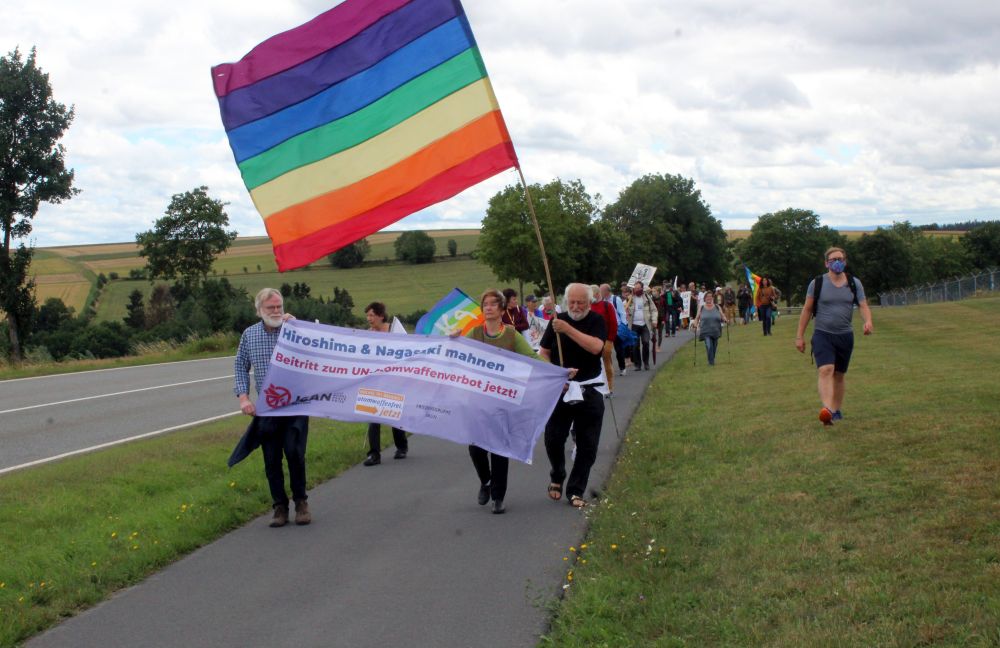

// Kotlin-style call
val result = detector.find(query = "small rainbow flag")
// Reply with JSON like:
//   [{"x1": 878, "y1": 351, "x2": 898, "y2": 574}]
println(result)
[
  {"x1": 744, "y1": 264, "x2": 762, "y2": 314},
  {"x1": 414, "y1": 287, "x2": 483, "y2": 335},
  {"x1": 212, "y1": 0, "x2": 518, "y2": 271}
]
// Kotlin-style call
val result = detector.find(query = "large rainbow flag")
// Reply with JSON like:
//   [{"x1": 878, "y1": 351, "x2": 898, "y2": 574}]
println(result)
[
  {"x1": 414, "y1": 287, "x2": 483, "y2": 335},
  {"x1": 212, "y1": 0, "x2": 518, "y2": 271}
]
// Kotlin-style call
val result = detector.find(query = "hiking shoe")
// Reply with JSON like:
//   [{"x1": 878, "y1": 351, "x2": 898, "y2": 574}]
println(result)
[
  {"x1": 478, "y1": 482, "x2": 491, "y2": 506},
  {"x1": 393, "y1": 449, "x2": 407, "y2": 460},
  {"x1": 294, "y1": 500, "x2": 311, "y2": 525},
  {"x1": 270, "y1": 505, "x2": 289, "y2": 528},
  {"x1": 819, "y1": 407, "x2": 834, "y2": 426},
  {"x1": 832, "y1": 410, "x2": 843, "y2": 421},
  {"x1": 492, "y1": 499, "x2": 505, "y2": 514},
  {"x1": 363, "y1": 454, "x2": 381, "y2": 466}
]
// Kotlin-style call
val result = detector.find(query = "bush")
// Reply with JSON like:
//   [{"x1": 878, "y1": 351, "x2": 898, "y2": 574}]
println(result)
[
  {"x1": 109, "y1": 272, "x2": 119, "y2": 281},
  {"x1": 182, "y1": 332, "x2": 239, "y2": 354},
  {"x1": 327, "y1": 239, "x2": 371, "y2": 268},
  {"x1": 447, "y1": 239, "x2": 458, "y2": 257},
  {"x1": 71, "y1": 321, "x2": 132, "y2": 358},
  {"x1": 394, "y1": 230, "x2": 436, "y2": 264}
]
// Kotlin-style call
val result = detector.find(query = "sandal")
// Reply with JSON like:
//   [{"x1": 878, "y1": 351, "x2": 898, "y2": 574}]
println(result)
[
  {"x1": 568, "y1": 495, "x2": 587, "y2": 509},
  {"x1": 547, "y1": 483, "x2": 563, "y2": 501}
]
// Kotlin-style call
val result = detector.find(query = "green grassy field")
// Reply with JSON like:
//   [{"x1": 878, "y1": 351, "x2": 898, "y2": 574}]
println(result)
[
  {"x1": 541, "y1": 298, "x2": 1000, "y2": 647},
  {"x1": 0, "y1": 416, "x2": 379, "y2": 646}
]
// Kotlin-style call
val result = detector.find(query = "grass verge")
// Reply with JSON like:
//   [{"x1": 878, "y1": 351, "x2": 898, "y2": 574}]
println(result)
[
  {"x1": 541, "y1": 297, "x2": 1000, "y2": 647},
  {"x1": 0, "y1": 416, "x2": 375, "y2": 646}
]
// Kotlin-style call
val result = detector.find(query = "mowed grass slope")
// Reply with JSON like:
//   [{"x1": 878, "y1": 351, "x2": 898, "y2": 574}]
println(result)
[{"x1": 542, "y1": 298, "x2": 1000, "y2": 647}]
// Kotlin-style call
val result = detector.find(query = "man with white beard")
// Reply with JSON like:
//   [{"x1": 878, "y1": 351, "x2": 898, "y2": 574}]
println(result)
[
  {"x1": 234, "y1": 288, "x2": 311, "y2": 527},
  {"x1": 539, "y1": 283, "x2": 608, "y2": 509}
]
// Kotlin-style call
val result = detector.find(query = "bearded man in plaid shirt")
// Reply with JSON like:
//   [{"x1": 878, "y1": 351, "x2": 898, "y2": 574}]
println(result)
[{"x1": 234, "y1": 288, "x2": 311, "y2": 527}]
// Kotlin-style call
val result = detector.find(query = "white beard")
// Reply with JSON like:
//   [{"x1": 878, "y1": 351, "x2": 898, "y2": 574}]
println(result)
[
  {"x1": 262, "y1": 314, "x2": 283, "y2": 328},
  {"x1": 567, "y1": 308, "x2": 587, "y2": 321}
]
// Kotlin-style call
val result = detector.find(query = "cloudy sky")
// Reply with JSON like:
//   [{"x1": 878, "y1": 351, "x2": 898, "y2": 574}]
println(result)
[{"x1": 5, "y1": 0, "x2": 1000, "y2": 247}]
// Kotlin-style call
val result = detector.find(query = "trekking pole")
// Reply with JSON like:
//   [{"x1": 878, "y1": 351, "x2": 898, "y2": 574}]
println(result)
[
  {"x1": 692, "y1": 325, "x2": 698, "y2": 367},
  {"x1": 607, "y1": 395, "x2": 621, "y2": 438},
  {"x1": 726, "y1": 320, "x2": 732, "y2": 364}
]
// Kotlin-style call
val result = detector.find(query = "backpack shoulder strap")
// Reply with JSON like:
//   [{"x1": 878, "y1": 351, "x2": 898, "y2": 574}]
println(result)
[
  {"x1": 846, "y1": 272, "x2": 860, "y2": 306},
  {"x1": 811, "y1": 274, "x2": 825, "y2": 316}
]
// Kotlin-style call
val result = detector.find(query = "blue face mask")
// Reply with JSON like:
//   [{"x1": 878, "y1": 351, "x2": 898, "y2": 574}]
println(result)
[{"x1": 828, "y1": 259, "x2": 846, "y2": 274}]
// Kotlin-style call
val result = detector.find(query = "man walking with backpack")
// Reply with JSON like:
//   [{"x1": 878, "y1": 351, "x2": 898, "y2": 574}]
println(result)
[{"x1": 795, "y1": 247, "x2": 874, "y2": 426}]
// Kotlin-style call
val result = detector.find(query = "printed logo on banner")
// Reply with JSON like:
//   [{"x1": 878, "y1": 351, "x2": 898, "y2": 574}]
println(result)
[
  {"x1": 264, "y1": 384, "x2": 292, "y2": 408},
  {"x1": 354, "y1": 388, "x2": 404, "y2": 421}
]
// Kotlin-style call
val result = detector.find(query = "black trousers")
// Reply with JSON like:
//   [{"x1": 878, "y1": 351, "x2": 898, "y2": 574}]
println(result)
[
  {"x1": 545, "y1": 388, "x2": 604, "y2": 499},
  {"x1": 468, "y1": 445, "x2": 509, "y2": 501},
  {"x1": 368, "y1": 423, "x2": 407, "y2": 458},
  {"x1": 631, "y1": 324, "x2": 651, "y2": 368},
  {"x1": 259, "y1": 416, "x2": 309, "y2": 508},
  {"x1": 613, "y1": 336, "x2": 628, "y2": 370}
]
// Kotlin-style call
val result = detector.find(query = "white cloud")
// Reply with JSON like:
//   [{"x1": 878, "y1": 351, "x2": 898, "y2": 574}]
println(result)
[{"x1": 4, "y1": 0, "x2": 999, "y2": 248}]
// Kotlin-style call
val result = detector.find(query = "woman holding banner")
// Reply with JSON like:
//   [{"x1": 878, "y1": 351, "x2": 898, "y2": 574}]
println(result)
[
  {"x1": 465, "y1": 289, "x2": 540, "y2": 514},
  {"x1": 362, "y1": 302, "x2": 409, "y2": 466}
]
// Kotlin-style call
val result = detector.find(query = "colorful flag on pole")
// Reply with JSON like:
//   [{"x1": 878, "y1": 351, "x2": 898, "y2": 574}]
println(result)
[
  {"x1": 212, "y1": 0, "x2": 518, "y2": 271},
  {"x1": 414, "y1": 287, "x2": 483, "y2": 335},
  {"x1": 744, "y1": 265, "x2": 762, "y2": 314}
]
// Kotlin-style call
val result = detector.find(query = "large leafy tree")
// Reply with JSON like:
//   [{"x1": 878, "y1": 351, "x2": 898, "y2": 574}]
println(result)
[
  {"x1": 962, "y1": 222, "x2": 1000, "y2": 270},
  {"x1": 602, "y1": 173, "x2": 729, "y2": 285},
  {"x1": 136, "y1": 186, "x2": 236, "y2": 288},
  {"x1": 847, "y1": 228, "x2": 914, "y2": 297},
  {"x1": 478, "y1": 179, "x2": 599, "y2": 293},
  {"x1": 737, "y1": 208, "x2": 845, "y2": 305},
  {"x1": 0, "y1": 47, "x2": 77, "y2": 361}
]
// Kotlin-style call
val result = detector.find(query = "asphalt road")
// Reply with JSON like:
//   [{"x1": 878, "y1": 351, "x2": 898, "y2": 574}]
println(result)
[
  {"x1": 0, "y1": 357, "x2": 240, "y2": 473},
  {"x1": 25, "y1": 332, "x2": 694, "y2": 648}
]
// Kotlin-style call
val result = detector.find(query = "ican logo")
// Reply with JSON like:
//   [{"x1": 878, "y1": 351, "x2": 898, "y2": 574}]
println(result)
[{"x1": 264, "y1": 384, "x2": 292, "y2": 408}]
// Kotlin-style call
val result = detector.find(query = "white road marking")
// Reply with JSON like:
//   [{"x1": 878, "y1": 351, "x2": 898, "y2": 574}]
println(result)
[
  {"x1": 0, "y1": 355, "x2": 235, "y2": 383},
  {"x1": 0, "y1": 376, "x2": 232, "y2": 415},
  {"x1": 0, "y1": 411, "x2": 242, "y2": 476}
]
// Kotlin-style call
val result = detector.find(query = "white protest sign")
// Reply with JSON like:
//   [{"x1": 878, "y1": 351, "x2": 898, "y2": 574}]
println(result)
[{"x1": 627, "y1": 263, "x2": 657, "y2": 288}]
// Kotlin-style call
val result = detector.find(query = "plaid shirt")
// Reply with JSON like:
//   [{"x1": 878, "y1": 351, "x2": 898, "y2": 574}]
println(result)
[{"x1": 234, "y1": 321, "x2": 281, "y2": 397}]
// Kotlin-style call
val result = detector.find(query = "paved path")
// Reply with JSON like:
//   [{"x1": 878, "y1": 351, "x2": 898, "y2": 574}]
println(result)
[
  {"x1": 0, "y1": 357, "x2": 238, "y2": 473},
  {"x1": 27, "y1": 333, "x2": 693, "y2": 648}
]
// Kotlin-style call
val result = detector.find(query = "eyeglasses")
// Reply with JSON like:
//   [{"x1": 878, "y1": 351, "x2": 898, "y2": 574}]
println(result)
[{"x1": 827, "y1": 257, "x2": 846, "y2": 263}]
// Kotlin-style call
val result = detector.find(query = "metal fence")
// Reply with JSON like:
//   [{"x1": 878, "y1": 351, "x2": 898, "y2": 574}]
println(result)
[{"x1": 878, "y1": 268, "x2": 1000, "y2": 306}]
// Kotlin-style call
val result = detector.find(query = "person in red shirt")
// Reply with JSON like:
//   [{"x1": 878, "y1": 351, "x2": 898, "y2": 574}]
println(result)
[
  {"x1": 591, "y1": 284, "x2": 618, "y2": 394},
  {"x1": 501, "y1": 288, "x2": 529, "y2": 332}
]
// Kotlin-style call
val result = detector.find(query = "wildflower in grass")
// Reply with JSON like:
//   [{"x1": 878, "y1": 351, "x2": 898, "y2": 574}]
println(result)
[
  {"x1": 580, "y1": 544, "x2": 587, "y2": 550},
  {"x1": 18, "y1": 597, "x2": 24, "y2": 603},
  {"x1": 567, "y1": 571, "x2": 574, "y2": 582},
  {"x1": 111, "y1": 532, "x2": 117, "y2": 539},
  {"x1": 569, "y1": 546, "x2": 576, "y2": 552},
  {"x1": 40, "y1": 582, "x2": 46, "y2": 588},
  {"x1": 562, "y1": 556, "x2": 568, "y2": 561},
  {"x1": 229, "y1": 481, "x2": 236, "y2": 488},
  {"x1": 582, "y1": 559, "x2": 587, "y2": 564},
  {"x1": 0, "y1": 582, "x2": 4, "y2": 588},
  {"x1": 611, "y1": 544, "x2": 618, "y2": 550},
  {"x1": 91, "y1": 562, "x2": 97, "y2": 567}
]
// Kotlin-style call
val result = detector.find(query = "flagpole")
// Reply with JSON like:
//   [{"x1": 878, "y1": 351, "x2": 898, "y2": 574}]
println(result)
[{"x1": 515, "y1": 165, "x2": 565, "y2": 366}]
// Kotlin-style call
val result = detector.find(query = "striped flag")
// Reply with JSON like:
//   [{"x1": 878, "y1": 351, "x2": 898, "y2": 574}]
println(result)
[
  {"x1": 212, "y1": 0, "x2": 518, "y2": 271},
  {"x1": 744, "y1": 265, "x2": 761, "y2": 314},
  {"x1": 414, "y1": 287, "x2": 483, "y2": 335}
]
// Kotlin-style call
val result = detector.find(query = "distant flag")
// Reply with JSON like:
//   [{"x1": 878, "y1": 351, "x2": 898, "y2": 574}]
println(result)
[
  {"x1": 414, "y1": 288, "x2": 483, "y2": 335},
  {"x1": 212, "y1": 0, "x2": 519, "y2": 271},
  {"x1": 390, "y1": 316, "x2": 408, "y2": 334},
  {"x1": 744, "y1": 265, "x2": 761, "y2": 314}
]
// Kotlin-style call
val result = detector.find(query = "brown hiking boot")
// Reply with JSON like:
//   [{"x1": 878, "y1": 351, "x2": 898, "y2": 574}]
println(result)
[
  {"x1": 294, "y1": 500, "x2": 311, "y2": 525},
  {"x1": 269, "y1": 505, "x2": 289, "y2": 527}
]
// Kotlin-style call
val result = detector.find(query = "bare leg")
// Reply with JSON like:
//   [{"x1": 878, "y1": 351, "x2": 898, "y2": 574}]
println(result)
[
  {"x1": 817, "y1": 364, "x2": 835, "y2": 409},
  {"x1": 831, "y1": 372, "x2": 846, "y2": 412}
]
